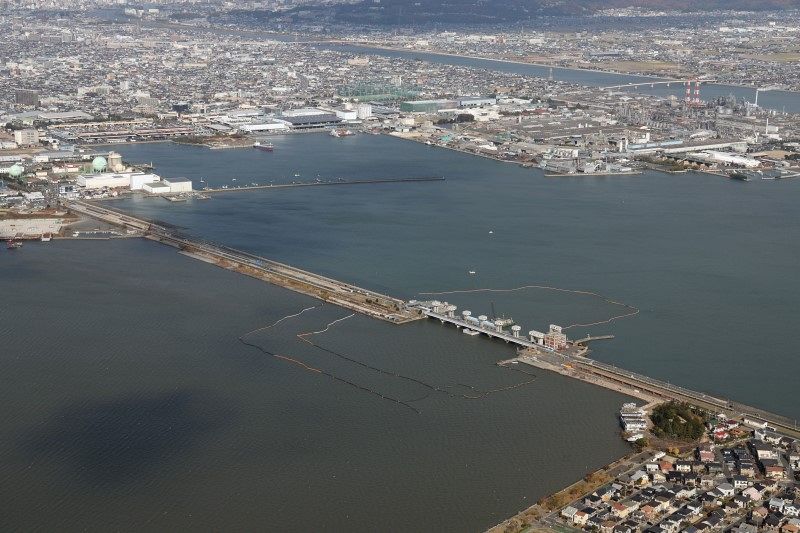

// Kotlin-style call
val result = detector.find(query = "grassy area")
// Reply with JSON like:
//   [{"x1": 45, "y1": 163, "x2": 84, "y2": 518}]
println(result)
[{"x1": 741, "y1": 53, "x2": 800, "y2": 63}]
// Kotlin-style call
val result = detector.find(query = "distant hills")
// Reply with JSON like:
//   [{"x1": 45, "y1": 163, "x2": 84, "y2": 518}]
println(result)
[{"x1": 222, "y1": 0, "x2": 800, "y2": 25}]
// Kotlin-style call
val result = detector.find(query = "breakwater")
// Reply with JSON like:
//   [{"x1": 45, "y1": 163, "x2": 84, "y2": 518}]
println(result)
[
  {"x1": 68, "y1": 200, "x2": 420, "y2": 323},
  {"x1": 203, "y1": 176, "x2": 445, "y2": 193}
]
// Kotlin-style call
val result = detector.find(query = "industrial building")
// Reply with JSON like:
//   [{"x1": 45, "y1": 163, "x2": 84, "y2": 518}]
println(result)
[
  {"x1": 163, "y1": 177, "x2": 193, "y2": 192},
  {"x1": 543, "y1": 324, "x2": 568, "y2": 350},
  {"x1": 14, "y1": 129, "x2": 39, "y2": 147},
  {"x1": 278, "y1": 108, "x2": 343, "y2": 130},
  {"x1": 129, "y1": 172, "x2": 161, "y2": 190},
  {"x1": 14, "y1": 88, "x2": 39, "y2": 107},
  {"x1": 142, "y1": 181, "x2": 170, "y2": 194},
  {"x1": 78, "y1": 171, "x2": 161, "y2": 190},
  {"x1": 77, "y1": 173, "x2": 132, "y2": 189}
]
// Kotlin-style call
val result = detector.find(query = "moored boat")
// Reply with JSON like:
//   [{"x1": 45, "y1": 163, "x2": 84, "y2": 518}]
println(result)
[{"x1": 253, "y1": 141, "x2": 274, "y2": 152}]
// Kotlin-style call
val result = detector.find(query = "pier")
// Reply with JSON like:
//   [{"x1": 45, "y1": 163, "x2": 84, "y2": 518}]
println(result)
[{"x1": 573, "y1": 334, "x2": 615, "y2": 345}]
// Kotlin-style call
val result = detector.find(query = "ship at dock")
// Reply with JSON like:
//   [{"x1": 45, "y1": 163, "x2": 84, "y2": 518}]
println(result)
[
  {"x1": 252, "y1": 141, "x2": 274, "y2": 152},
  {"x1": 330, "y1": 128, "x2": 355, "y2": 138}
]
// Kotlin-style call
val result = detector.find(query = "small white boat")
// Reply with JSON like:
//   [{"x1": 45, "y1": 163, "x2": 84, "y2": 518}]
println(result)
[
  {"x1": 463, "y1": 329, "x2": 480, "y2": 336},
  {"x1": 468, "y1": 270, "x2": 476, "y2": 275}
]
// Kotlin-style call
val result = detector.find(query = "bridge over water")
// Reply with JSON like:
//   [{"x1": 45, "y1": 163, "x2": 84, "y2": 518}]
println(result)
[{"x1": 600, "y1": 78, "x2": 716, "y2": 91}]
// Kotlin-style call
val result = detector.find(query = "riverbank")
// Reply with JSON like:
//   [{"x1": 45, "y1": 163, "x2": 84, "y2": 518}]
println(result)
[
  {"x1": 340, "y1": 41, "x2": 800, "y2": 95},
  {"x1": 485, "y1": 450, "x2": 646, "y2": 533}
]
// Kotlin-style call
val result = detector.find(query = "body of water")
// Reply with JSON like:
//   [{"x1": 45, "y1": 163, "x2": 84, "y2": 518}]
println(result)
[
  {"x1": 0, "y1": 239, "x2": 630, "y2": 531},
  {"x1": 324, "y1": 44, "x2": 799, "y2": 112},
  {"x1": 110, "y1": 135, "x2": 800, "y2": 421}
]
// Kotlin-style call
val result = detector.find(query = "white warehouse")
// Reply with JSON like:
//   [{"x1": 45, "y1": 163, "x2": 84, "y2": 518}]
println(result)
[
  {"x1": 163, "y1": 177, "x2": 192, "y2": 192},
  {"x1": 78, "y1": 171, "x2": 162, "y2": 190},
  {"x1": 129, "y1": 172, "x2": 161, "y2": 190},
  {"x1": 78, "y1": 173, "x2": 131, "y2": 189},
  {"x1": 142, "y1": 182, "x2": 170, "y2": 194}
]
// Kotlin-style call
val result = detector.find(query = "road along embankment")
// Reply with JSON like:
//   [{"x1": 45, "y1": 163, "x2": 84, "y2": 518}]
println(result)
[
  {"x1": 69, "y1": 200, "x2": 421, "y2": 324},
  {"x1": 514, "y1": 349, "x2": 800, "y2": 440}
]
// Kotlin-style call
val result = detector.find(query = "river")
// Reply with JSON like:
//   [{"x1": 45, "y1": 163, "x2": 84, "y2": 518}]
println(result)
[{"x1": 322, "y1": 44, "x2": 800, "y2": 113}]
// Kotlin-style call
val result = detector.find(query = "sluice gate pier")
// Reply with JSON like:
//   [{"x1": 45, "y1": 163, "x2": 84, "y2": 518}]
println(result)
[{"x1": 69, "y1": 200, "x2": 421, "y2": 323}]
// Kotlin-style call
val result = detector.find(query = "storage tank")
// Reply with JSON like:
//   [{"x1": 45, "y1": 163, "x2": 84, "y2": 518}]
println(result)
[
  {"x1": 511, "y1": 325, "x2": 521, "y2": 338},
  {"x1": 478, "y1": 315, "x2": 488, "y2": 322},
  {"x1": 480, "y1": 320, "x2": 495, "y2": 330}
]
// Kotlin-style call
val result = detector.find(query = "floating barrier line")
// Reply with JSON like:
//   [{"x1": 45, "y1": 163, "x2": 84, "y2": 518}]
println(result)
[
  {"x1": 241, "y1": 307, "x2": 539, "y2": 411},
  {"x1": 418, "y1": 284, "x2": 639, "y2": 330},
  {"x1": 296, "y1": 313, "x2": 356, "y2": 337},
  {"x1": 297, "y1": 312, "x2": 539, "y2": 401},
  {"x1": 238, "y1": 335, "x2": 421, "y2": 414},
  {"x1": 241, "y1": 305, "x2": 320, "y2": 338}
]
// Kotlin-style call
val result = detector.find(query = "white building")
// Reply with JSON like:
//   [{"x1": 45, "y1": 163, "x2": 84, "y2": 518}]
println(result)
[
  {"x1": 334, "y1": 109, "x2": 358, "y2": 121},
  {"x1": 78, "y1": 171, "x2": 163, "y2": 190},
  {"x1": 163, "y1": 177, "x2": 192, "y2": 192},
  {"x1": 142, "y1": 181, "x2": 170, "y2": 194},
  {"x1": 77, "y1": 173, "x2": 131, "y2": 189},
  {"x1": 238, "y1": 122, "x2": 289, "y2": 133},
  {"x1": 14, "y1": 129, "x2": 39, "y2": 147},
  {"x1": 129, "y1": 172, "x2": 161, "y2": 190},
  {"x1": 356, "y1": 103, "x2": 373, "y2": 119}
]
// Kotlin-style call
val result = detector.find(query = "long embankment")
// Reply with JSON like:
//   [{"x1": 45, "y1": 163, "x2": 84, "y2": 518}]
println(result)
[
  {"x1": 203, "y1": 176, "x2": 445, "y2": 193},
  {"x1": 513, "y1": 349, "x2": 800, "y2": 440},
  {"x1": 68, "y1": 200, "x2": 421, "y2": 324}
]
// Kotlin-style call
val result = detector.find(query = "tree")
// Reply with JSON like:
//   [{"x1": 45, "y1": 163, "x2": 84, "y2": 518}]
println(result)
[{"x1": 650, "y1": 401, "x2": 706, "y2": 441}]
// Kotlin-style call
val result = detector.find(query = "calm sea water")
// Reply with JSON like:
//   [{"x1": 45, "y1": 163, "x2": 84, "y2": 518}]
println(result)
[
  {"x1": 0, "y1": 239, "x2": 630, "y2": 532},
  {"x1": 111, "y1": 135, "x2": 800, "y2": 421}
]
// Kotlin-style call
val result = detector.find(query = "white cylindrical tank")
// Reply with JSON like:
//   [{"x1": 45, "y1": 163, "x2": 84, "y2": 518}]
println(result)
[
  {"x1": 512, "y1": 325, "x2": 521, "y2": 338},
  {"x1": 462, "y1": 310, "x2": 472, "y2": 318},
  {"x1": 478, "y1": 315, "x2": 488, "y2": 322}
]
